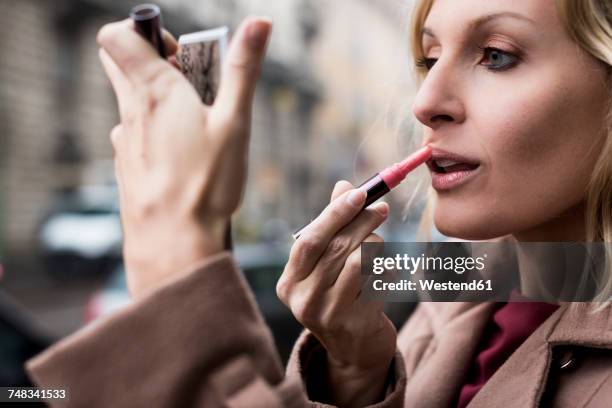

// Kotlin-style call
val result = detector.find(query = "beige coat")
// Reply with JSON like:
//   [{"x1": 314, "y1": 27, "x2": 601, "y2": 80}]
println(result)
[{"x1": 27, "y1": 252, "x2": 612, "y2": 407}]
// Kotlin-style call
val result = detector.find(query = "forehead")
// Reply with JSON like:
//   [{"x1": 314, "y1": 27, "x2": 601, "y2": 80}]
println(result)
[{"x1": 423, "y1": 0, "x2": 559, "y2": 34}]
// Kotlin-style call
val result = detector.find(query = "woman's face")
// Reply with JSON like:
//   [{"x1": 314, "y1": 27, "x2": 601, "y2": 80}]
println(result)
[{"x1": 413, "y1": 0, "x2": 609, "y2": 240}]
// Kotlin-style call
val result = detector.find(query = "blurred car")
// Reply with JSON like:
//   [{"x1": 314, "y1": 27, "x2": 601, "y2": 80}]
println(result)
[
  {"x1": 84, "y1": 266, "x2": 131, "y2": 321},
  {"x1": 38, "y1": 185, "x2": 122, "y2": 279},
  {"x1": 84, "y1": 242, "x2": 304, "y2": 361}
]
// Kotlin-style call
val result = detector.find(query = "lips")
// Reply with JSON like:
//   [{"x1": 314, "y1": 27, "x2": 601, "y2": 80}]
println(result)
[
  {"x1": 426, "y1": 149, "x2": 480, "y2": 173},
  {"x1": 426, "y1": 148, "x2": 481, "y2": 190}
]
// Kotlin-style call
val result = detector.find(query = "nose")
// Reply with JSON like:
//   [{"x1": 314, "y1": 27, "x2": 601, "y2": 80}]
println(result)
[{"x1": 411, "y1": 61, "x2": 466, "y2": 129}]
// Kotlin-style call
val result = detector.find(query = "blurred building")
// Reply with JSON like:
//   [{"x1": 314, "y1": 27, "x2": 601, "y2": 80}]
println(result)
[
  {"x1": 0, "y1": 0, "x2": 428, "y2": 347},
  {"x1": 308, "y1": 0, "x2": 425, "y2": 235},
  {"x1": 0, "y1": 0, "x2": 419, "y2": 264},
  {"x1": 0, "y1": 0, "x2": 116, "y2": 260}
]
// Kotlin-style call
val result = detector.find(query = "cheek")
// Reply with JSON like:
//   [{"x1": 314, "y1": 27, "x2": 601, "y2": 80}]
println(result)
[{"x1": 434, "y1": 65, "x2": 607, "y2": 239}]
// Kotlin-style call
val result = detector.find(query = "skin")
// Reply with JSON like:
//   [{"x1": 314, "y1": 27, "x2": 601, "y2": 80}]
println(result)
[
  {"x1": 414, "y1": 0, "x2": 609, "y2": 242},
  {"x1": 414, "y1": 0, "x2": 609, "y2": 303},
  {"x1": 96, "y1": 17, "x2": 272, "y2": 298},
  {"x1": 97, "y1": 0, "x2": 609, "y2": 406}
]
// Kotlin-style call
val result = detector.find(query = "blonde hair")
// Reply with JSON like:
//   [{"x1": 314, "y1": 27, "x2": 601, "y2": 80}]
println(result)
[{"x1": 407, "y1": 0, "x2": 612, "y2": 301}]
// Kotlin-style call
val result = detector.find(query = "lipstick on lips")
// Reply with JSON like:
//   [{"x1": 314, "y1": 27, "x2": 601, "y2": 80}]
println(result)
[
  {"x1": 292, "y1": 145, "x2": 433, "y2": 240},
  {"x1": 426, "y1": 149, "x2": 481, "y2": 191}
]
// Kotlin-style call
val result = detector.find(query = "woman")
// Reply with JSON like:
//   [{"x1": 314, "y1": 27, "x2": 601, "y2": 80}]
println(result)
[
  {"x1": 276, "y1": 0, "x2": 612, "y2": 406},
  {"x1": 26, "y1": 0, "x2": 611, "y2": 407}
]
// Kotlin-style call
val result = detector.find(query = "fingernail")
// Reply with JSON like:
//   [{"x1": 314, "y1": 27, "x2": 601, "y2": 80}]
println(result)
[
  {"x1": 247, "y1": 18, "x2": 272, "y2": 50},
  {"x1": 374, "y1": 202, "x2": 389, "y2": 217},
  {"x1": 347, "y1": 190, "x2": 366, "y2": 207}
]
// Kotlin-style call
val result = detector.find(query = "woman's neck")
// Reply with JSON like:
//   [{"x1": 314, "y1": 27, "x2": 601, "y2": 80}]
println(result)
[
  {"x1": 512, "y1": 201, "x2": 587, "y2": 243},
  {"x1": 511, "y1": 201, "x2": 587, "y2": 301}
]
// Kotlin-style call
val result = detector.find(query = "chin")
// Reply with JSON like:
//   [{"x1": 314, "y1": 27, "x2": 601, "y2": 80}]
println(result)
[{"x1": 433, "y1": 205, "x2": 510, "y2": 241}]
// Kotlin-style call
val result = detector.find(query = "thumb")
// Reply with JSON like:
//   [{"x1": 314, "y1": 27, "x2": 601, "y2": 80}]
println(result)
[{"x1": 215, "y1": 17, "x2": 272, "y2": 116}]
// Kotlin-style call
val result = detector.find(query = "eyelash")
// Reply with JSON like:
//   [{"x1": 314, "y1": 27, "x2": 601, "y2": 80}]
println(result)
[
  {"x1": 415, "y1": 47, "x2": 520, "y2": 72},
  {"x1": 415, "y1": 56, "x2": 438, "y2": 71}
]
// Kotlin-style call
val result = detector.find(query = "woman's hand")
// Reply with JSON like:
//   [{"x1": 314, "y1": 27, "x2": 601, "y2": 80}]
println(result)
[
  {"x1": 96, "y1": 17, "x2": 272, "y2": 299},
  {"x1": 277, "y1": 181, "x2": 397, "y2": 407}
]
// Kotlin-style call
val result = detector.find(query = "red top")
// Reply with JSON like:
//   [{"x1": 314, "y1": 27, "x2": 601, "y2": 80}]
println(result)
[{"x1": 456, "y1": 296, "x2": 559, "y2": 408}]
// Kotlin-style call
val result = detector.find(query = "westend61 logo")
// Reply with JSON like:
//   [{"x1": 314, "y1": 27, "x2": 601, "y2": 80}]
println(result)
[{"x1": 372, "y1": 253, "x2": 488, "y2": 275}]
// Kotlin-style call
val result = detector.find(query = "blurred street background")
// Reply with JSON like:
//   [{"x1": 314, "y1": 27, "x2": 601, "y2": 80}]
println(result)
[{"x1": 0, "y1": 0, "x2": 434, "y2": 386}]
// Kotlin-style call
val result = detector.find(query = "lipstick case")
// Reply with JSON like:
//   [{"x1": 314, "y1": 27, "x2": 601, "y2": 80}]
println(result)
[
  {"x1": 178, "y1": 27, "x2": 229, "y2": 106},
  {"x1": 130, "y1": 4, "x2": 167, "y2": 58}
]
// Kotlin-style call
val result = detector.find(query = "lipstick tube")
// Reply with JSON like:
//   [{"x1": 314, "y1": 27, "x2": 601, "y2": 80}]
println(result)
[
  {"x1": 292, "y1": 146, "x2": 432, "y2": 240},
  {"x1": 130, "y1": 4, "x2": 167, "y2": 58}
]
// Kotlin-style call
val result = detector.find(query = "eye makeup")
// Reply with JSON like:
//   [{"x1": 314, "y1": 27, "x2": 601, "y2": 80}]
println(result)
[
  {"x1": 476, "y1": 46, "x2": 521, "y2": 71},
  {"x1": 415, "y1": 40, "x2": 522, "y2": 73}
]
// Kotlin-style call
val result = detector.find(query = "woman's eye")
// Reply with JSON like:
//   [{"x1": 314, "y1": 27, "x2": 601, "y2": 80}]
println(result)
[
  {"x1": 416, "y1": 57, "x2": 438, "y2": 71},
  {"x1": 415, "y1": 48, "x2": 519, "y2": 72},
  {"x1": 480, "y1": 47, "x2": 519, "y2": 70}
]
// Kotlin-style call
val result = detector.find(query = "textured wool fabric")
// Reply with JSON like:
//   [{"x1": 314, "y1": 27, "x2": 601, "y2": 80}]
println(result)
[{"x1": 456, "y1": 299, "x2": 559, "y2": 407}]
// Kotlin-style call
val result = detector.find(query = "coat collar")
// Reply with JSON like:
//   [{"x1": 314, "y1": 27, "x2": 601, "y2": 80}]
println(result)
[
  {"x1": 468, "y1": 302, "x2": 612, "y2": 407},
  {"x1": 400, "y1": 302, "x2": 498, "y2": 408},
  {"x1": 401, "y1": 301, "x2": 612, "y2": 407},
  {"x1": 548, "y1": 302, "x2": 612, "y2": 346}
]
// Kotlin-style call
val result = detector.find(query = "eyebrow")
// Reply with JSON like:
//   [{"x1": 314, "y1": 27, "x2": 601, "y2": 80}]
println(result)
[{"x1": 421, "y1": 11, "x2": 536, "y2": 38}]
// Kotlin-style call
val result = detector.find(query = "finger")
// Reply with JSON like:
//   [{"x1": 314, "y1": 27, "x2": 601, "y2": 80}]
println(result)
[
  {"x1": 330, "y1": 180, "x2": 354, "y2": 201},
  {"x1": 285, "y1": 188, "x2": 367, "y2": 281},
  {"x1": 109, "y1": 124, "x2": 123, "y2": 151},
  {"x1": 109, "y1": 124, "x2": 126, "y2": 208},
  {"x1": 98, "y1": 48, "x2": 133, "y2": 118},
  {"x1": 215, "y1": 17, "x2": 272, "y2": 117},
  {"x1": 168, "y1": 55, "x2": 181, "y2": 71},
  {"x1": 333, "y1": 233, "x2": 384, "y2": 304},
  {"x1": 109, "y1": 124, "x2": 125, "y2": 182},
  {"x1": 310, "y1": 202, "x2": 389, "y2": 286},
  {"x1": 97, "y1": 19, "x2": 170, "y2": 85},
  {"x1": 162, "y1": 29, "x2": 178, "y2": 56}
]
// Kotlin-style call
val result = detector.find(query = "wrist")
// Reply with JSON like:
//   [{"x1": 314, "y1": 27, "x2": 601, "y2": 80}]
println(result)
[
  {"x1": 124, "y1": 214, "x2": 227, "y2": 299},
  {"x1": 326, "y1": 354, "x2": 392, "y2": 407},
  {"x1": 327, "y1": 353, "x2": 392, "y2": 382}
]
